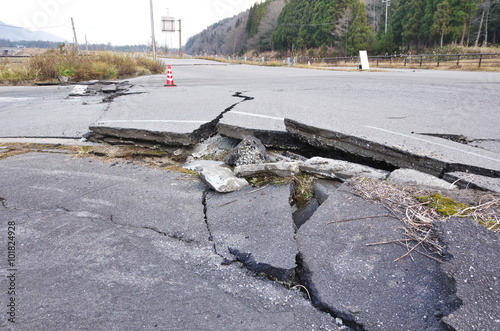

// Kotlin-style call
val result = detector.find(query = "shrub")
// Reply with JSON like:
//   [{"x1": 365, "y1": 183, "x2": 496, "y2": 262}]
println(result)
[{"x1": 1, "y1": 50, "x2": 166, "y2": 85}]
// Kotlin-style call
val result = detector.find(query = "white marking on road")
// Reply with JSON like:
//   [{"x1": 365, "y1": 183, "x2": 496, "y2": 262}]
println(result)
[
  {"x1": 364, "y1": 125, "x2": 500, "y2": 164},
  {"x1": 95, "y1": 120, "x2": 208, "y2": 124},
  {"x1": 230, "y1": 111, "x2": 284, "y2": 121}
]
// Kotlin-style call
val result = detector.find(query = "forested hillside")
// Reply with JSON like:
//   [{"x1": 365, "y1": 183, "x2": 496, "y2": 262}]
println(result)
[{"x1": 185, "y1": 0, "x2": 500, "y2": 57}]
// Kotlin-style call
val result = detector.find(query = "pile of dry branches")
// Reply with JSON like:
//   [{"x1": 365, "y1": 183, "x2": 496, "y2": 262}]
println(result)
[{"x1": 348, "y1": 177, "x2": 500, "y2": 260}]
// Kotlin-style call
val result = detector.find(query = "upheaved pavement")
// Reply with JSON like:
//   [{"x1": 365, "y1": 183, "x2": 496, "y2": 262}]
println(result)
[{"x1": 84, "y1": 60, "x2": 500, "y2": 188}]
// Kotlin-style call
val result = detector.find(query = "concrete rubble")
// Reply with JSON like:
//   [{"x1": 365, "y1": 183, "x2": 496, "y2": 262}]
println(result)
[
  {"x1": 224, "y1": 136, "x2": 269, "y2": 166},
  {"x1": 234, "y1": 162, "x2": 300, "y2": 178},
  {"x1": 300, "y1": 157, "x2": 389, "y2": 181},
  {"x1": 199, "y1": 166, "x2": 249, "y2": 193}
]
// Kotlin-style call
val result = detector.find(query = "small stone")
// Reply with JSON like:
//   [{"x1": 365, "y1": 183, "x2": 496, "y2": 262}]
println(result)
[
  {"x1": 224, "y1": 136, "x2": 269, "y2": 166},
  {"x1": 199, "y1": 166, "x2": 249, "y2": 193},
  {"x1": 300, "y1": 157, "x2": 389, "y2": 180}
]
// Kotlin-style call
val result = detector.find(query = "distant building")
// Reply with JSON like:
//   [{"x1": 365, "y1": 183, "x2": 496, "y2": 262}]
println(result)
[{"x1": 0, "y1": 46, "x2": 17, "y2": 55}]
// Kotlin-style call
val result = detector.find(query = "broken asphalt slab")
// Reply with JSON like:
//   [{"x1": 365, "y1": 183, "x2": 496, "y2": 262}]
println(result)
[
  {"x1": 89, "y1": 86, "x2": 241, "y2": 146},
  {"x1": 82, "y1": 66, "x2": 500, "y2": 182},
  {"x1": 0, "y1": 152, "x2": 341, "y2": 330},
  {"x1": 444, "y1": 171, "x2": 500, "y2": 193},
  {"x1": 438, "y1": 217, "x2": 500, "y2": 331},
  {"x1": 0, "y1": 152, "x2": 209, "y2": 244},
  {"x1": 204, "y1": 185, "x2": 298, "y2": 282},
  {"x1": 296, "y1": 185, "x2": 460, "y2": 330},
  {"x1": 285, "y1": 118, "x2": 500, "y2": 178}
]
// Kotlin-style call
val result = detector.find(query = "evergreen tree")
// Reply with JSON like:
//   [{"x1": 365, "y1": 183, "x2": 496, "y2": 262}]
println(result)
[
  {"x1": 401, "y1": 0, "x2": 424, "y2": 47},
  {"x1": 433, "y1": 0, "x2": 452, "y2": 47},
  {"x1": 347, "y1": 0, "x2": 374, "y2": 55}
]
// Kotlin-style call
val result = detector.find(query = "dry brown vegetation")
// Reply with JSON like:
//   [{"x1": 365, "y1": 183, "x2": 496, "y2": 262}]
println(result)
[
  {"x1": 349, "y1": 177, "x2": 500, "y2": 259},
  {"x1": 0, "y1": 49, "x2": 166, "y2": 85}
]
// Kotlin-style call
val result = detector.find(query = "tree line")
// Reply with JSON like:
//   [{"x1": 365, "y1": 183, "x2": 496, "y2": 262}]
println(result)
[
  {"x1": 272, "y1": 0, "x2": 500, "y2": 56},
  {"x1": 184, "y1": 0, "x2": 499, "y2": 57}
]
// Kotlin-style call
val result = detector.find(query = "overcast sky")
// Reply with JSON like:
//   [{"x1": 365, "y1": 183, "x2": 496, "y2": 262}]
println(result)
[{"x1": 1, "y1": 0, "x2": 259, "y2": 46}]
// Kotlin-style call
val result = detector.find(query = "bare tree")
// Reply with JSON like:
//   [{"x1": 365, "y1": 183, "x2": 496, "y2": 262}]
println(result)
[
  {"x1": 475, "y1": 0, "x2": 500, "y2": 46},
  {"x1": 332, "y1": 8, "x2": 354, "y2": 57},
  {"x1": 247, "y1": 0, "x2": 286, "y2": 52}
]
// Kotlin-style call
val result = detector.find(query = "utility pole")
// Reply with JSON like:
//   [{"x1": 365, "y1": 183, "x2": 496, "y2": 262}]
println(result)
[
  {"x1": 178, "y1": 19, "x2": 182, "y2": 57},
  {"x1": 71, "y1": 17, "x2": 79, "y2": 54},
  {"x1": 149, "y1": 0, "x2": 157, "y2": 60},
  {"x1": 382, "y1": 0, "x2": 391, "y2": 34}
]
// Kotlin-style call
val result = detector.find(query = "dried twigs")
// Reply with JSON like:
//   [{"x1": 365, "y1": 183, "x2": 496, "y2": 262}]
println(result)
[{"x1": 327, "y1": 214, "x2": 392, "y2": 225}]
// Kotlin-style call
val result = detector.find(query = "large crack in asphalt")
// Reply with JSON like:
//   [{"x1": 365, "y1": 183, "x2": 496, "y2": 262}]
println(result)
[
  {"x1": 87, "y1": 91, "x2": 254, "y2": 147},
  {"x1": 187, "y1": 92, "x2": 254, "y2": 144},
  {"x1": 294, "y1": 253, "x2": 365, "y2": 331}
]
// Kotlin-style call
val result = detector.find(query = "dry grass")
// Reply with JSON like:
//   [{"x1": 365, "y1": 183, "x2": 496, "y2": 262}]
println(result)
[
  {"x1": 349, "y1": 177, "x2": 500, "y2": 258},
  {"x1": 0, "y1": 49, "x2": 166, "y2": 85},
  {"x1": 0, "y1": 143, "x2": 197, "y2": 178}
]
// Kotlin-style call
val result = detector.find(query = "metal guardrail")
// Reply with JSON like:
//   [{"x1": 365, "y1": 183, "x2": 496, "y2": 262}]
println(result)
[{"x1": 304, "y1": 53, "x2": 500, "y2": 69}]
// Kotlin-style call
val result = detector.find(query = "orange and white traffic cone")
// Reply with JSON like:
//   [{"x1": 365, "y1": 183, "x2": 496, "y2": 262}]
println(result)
[{"x1": 164, "y1": 65, "x2": 177, "y2": 87}]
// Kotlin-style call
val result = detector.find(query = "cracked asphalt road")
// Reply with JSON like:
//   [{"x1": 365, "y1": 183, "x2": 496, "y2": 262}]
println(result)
[
  {"x1": 1, "y1": 59, "x2": 499, "y2": 329},
  {"x1": 0, "y1": 152, "x2": 340, "y2": 330}
]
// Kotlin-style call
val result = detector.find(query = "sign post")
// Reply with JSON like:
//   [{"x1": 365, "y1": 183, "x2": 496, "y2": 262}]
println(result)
[
  {"x1": 162, "y1": 16, "x2": 182, "y2": 57},
  {"x1": 359, "y1": 50, "x2": 370, "y2": 70}
]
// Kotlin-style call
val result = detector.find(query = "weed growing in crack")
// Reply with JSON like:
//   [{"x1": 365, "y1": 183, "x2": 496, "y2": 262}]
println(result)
[
  {"x1": 248, "y1": 175, "x2": 293, "y2": 187},
  {"x1": 293, "y1": 174, "x2": 316, "y2": 208},
  {"x1": 246, "y1": 174, "x2": 316, "y2": 209}
]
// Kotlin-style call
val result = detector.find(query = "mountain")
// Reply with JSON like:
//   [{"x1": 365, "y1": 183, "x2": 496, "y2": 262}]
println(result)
[
  {"x1": 185, "y1": 0, "x2": 286, "y2": 56},
  {"x1": 0, "y1": 21, "x2": 66, "y2": 42},
  {"x1": 185, "y1": 0, "x2": 500, "y2": 58}
]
